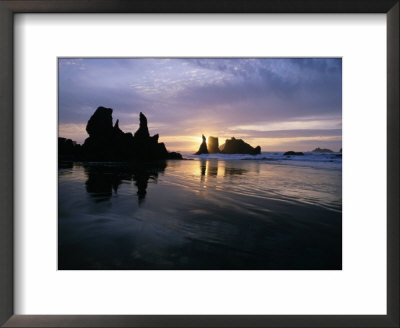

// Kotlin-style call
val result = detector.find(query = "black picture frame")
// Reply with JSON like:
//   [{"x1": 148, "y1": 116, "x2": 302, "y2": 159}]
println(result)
[{"x1": 0, "y1": 1, "x2": 398, "y2": 327}]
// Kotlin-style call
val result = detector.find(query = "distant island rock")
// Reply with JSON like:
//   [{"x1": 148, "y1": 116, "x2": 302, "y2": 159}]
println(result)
[
  {"x1": 312, "y1": 147, "x2": 333, "y2": 153},
  {"x1": 195, "y1": 134, "x2": 209, "y2": 155},
  {"x1": 195, "y1": 135, "x2": 261, "y2": 155},
  {"x1": 284, "y1": 151, "x2": 304, "y2": 156},
  {"x1": 220, "y1": 137, "x2": 261, "y2": 155},
  {"x1": 59, "y1": 106, "x2": 182, "y2": 161}
]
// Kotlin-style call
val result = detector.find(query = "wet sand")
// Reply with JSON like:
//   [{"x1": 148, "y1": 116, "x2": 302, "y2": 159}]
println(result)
[{"x1": 58, "y1": 159, "x2": 342, "y2": 270}]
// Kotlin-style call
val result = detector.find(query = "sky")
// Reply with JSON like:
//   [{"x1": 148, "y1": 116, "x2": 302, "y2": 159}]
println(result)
[{"x1": 58, "y1": 58, "x2": 342, "y2": 152}]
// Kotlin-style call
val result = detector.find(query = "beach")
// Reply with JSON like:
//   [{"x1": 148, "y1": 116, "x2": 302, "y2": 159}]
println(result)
[{"x1": 58, "y1": 152, "x2": 342, "y2": 270}]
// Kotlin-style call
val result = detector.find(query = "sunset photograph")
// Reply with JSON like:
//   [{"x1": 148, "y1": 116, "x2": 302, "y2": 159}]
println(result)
[{"x1": 58, "y1": 58, "x2": 342, "y2": 270}]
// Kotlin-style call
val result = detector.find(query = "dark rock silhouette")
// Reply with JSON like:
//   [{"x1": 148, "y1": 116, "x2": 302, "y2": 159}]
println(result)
[
  {"x1": 168, "y1": 152, "x2": 183, "y2": 159},
  {"x1": 220, "y1": 137, "x2": 261, "y2": 155},
  {"x1": 78, "y1": 106, "x2": 182, "y2": 161},
  {"x1": 58, "y1": 137, "x2": 82, "y2": 162},
  {"x1": 284, "y1": 151, "x2": 304, "y2": 156},
  {"x1": 207, "y1": 136, "x2": 219, "y2": 154},
  {"x1": 86, "y1": 106, "x2": 113, "y2": 138},
  {"x1": 195, "y1": 135, "x2": 260, "y2": 155},
  {"x1": 134, "y1": 112, "x2": 150, "y2": 139},
  {"x1": 82, "y1": 106, "x2": 124, "y2": 160},
  {"x1": 195, "y1": 134, "x2": 209, "y2": 155},
  {"x1": 339, "y1": 148, "x2": 342, "y2": 153},
  {"x1": 312, "y1": 147, "x2": 333, "y2": 153}
]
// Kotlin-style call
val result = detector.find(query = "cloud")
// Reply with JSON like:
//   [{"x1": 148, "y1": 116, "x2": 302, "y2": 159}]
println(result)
[
  {"x1": 227, "y1": 129, "x2": 342, "y2": 139},
  {"x1": 58, "y1": 58, "x2": 342, "y2": 151}
]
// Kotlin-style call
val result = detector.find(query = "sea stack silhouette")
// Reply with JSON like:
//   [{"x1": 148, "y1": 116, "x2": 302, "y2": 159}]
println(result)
[
  {"x1": 59, "y1": 106, "x2": 182, "y2": 161},
  {"x1": 207, "y1": 136, "x2": 219, "y2": 154},
  {"x1": 195, "y1": 135, "x2": 261, "y2": 155},
  {"x1": 195, "y1": 134, "x2": 209, "y2": 155},
  {"x1": 220, "y1": 137, "x2": 261, "y2": 155}
]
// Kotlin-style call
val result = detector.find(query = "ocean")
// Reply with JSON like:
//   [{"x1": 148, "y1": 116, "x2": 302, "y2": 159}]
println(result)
[{"x1": 58, "y1": 152, "x2": 342, "y2": 270}]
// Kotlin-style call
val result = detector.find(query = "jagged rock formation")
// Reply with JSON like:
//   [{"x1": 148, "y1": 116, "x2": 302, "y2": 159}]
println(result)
[
  {"x1": 312, "y1": 147, "x2": 333, "y2": 153},
  {"x1": 86, "y1": 106, "x2": 113, "y2": 138},
  {"x1": 207, "y1": 136, "x2": 219, "y2": 154},
  {"x1": 219, "y1": 137, "x2": 261, "y2": 155},
  {"x1": 82, "y1": 107, "x2": 117, "y2": 160},
  {"x1": 60, "y1": 106, "x2": 182, "y2": 162},
  {"x1": 195, "y1": 135, "x2": 261, "y2": 155},
  {"x1": 129, "y1": 112, "x2": 171, "y2": 160},
  {"x1": 195, "y1": 134, "x2": 209, "y2": 155},
  {"x1": 284, "y1": 151, "x2": 304, "y2": 156}
]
